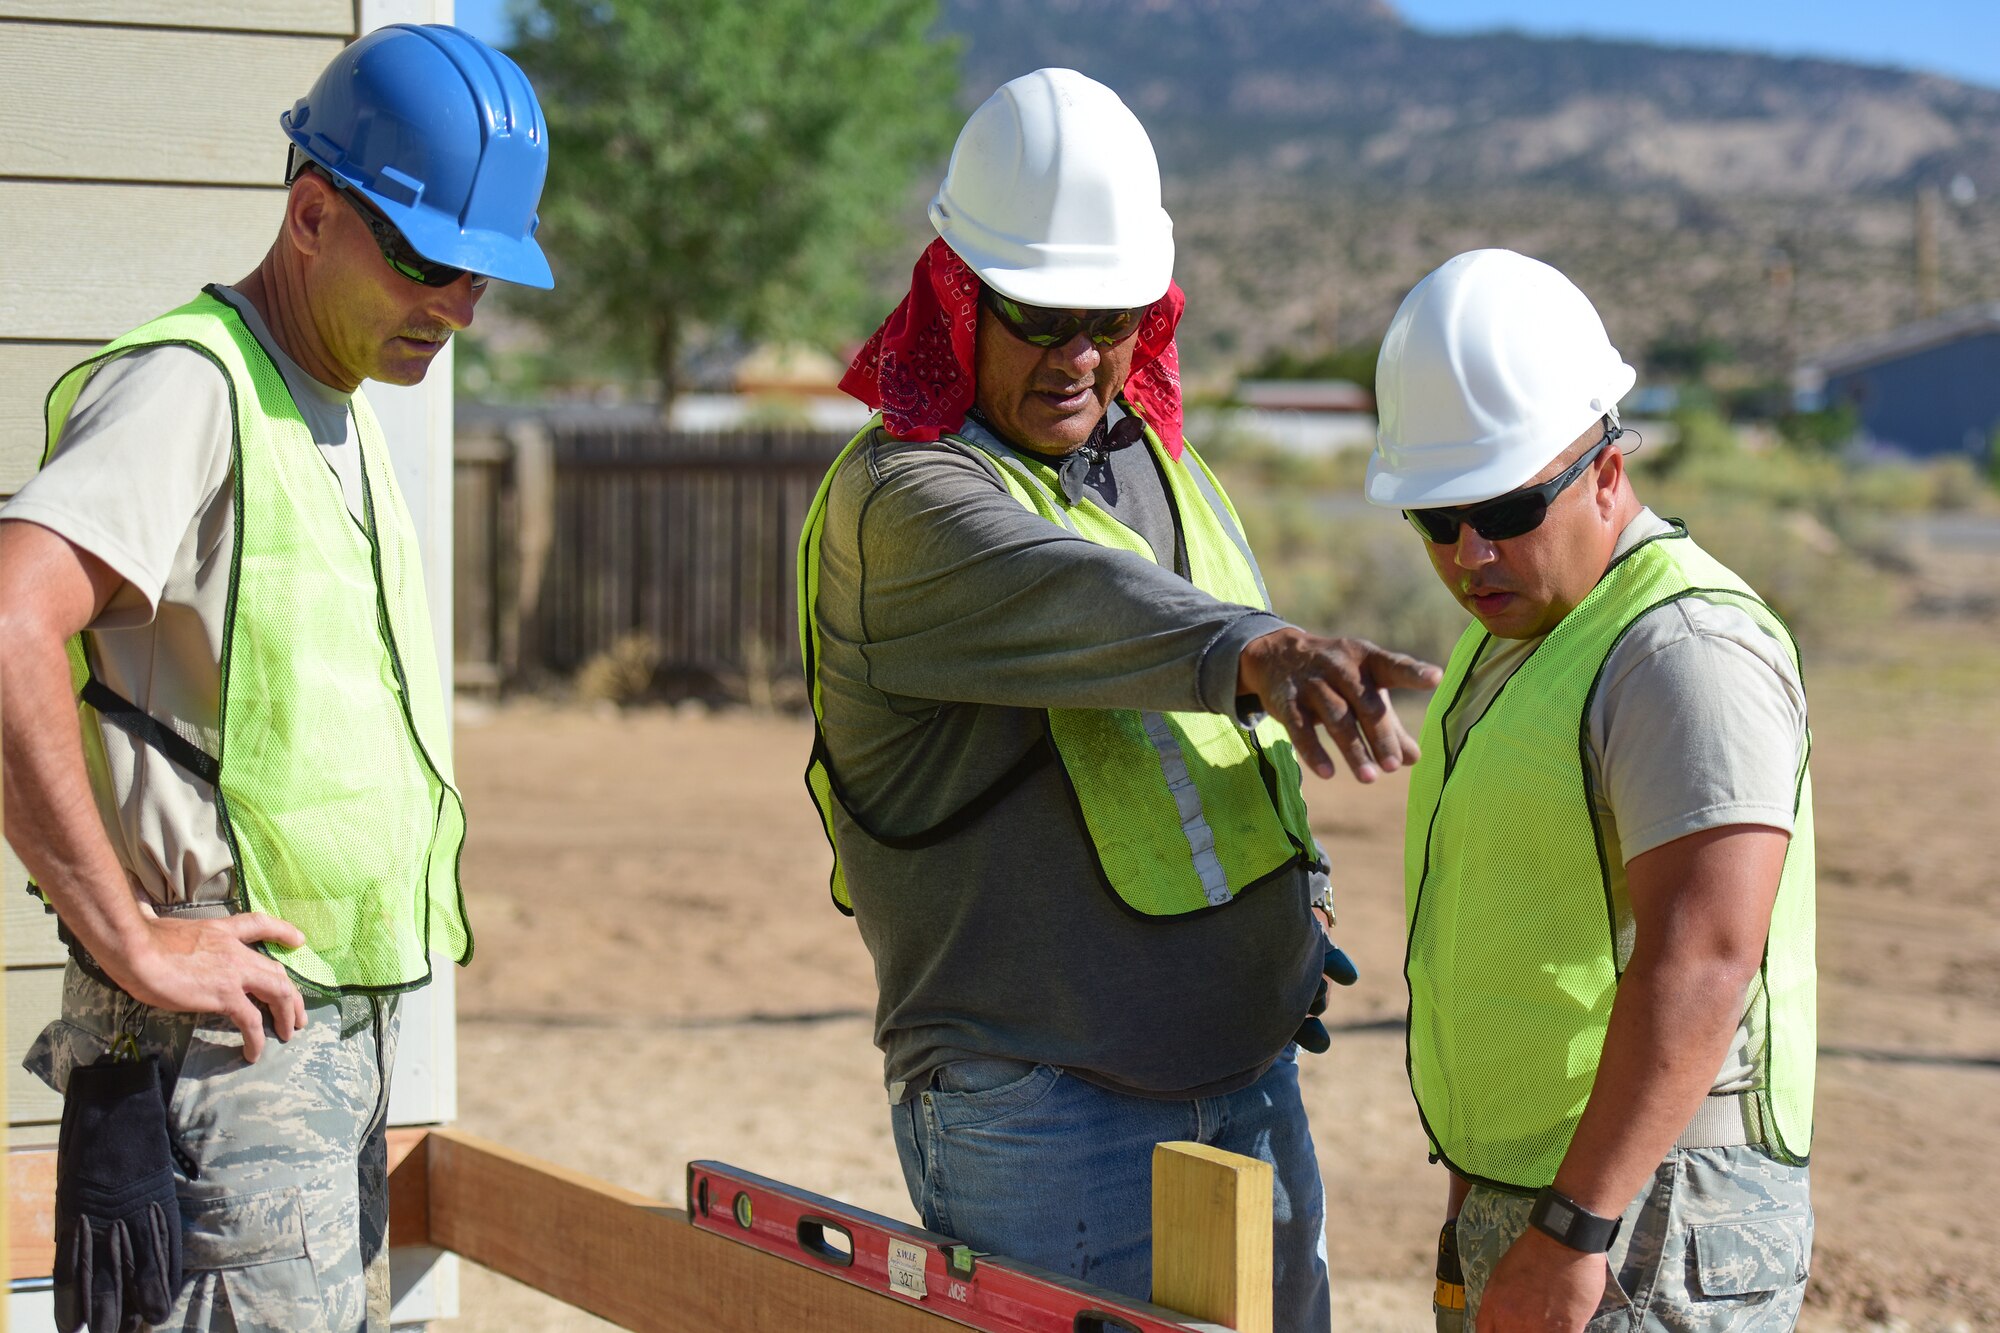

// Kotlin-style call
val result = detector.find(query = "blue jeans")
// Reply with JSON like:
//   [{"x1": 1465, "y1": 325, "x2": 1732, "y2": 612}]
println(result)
[{"x1": 890, "y1": 1047, "x2": 1331, "y2": 1332}]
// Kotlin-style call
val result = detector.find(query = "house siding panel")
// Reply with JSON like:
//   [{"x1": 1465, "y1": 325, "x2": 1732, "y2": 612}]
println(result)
[
  {"x1": 0, "y1": 24, "x2": 341, "y2": 184},
  {"x1": 1823, "y1": 331, "x2": 2000, "y2": 459}
]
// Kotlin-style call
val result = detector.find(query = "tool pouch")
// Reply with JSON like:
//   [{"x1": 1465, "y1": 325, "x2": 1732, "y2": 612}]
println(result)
[
  {"x1": 1433, "y1": 1218, "x2": 1466, "y2": 1333},
  {"x1": 53, "y1": 1053, "x2": 184, "y2": 1333}
]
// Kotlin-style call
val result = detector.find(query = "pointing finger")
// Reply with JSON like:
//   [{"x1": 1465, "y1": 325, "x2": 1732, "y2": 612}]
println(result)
[
  {"x1": 1304, "y1": 679, "x2": 1378, "y2": 783},
  {"x1": 1348, "y1": 684, "x2": 1408, "y2": 775},
  {"x1": 1276, "y1": 694, "x2": 1334, "y2": 780},
  {"x1": 1362, "y1": 644, "x2": 1443, "y2": 692}
]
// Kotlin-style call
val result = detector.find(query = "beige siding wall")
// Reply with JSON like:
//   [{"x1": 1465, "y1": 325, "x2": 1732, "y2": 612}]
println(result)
[{"x1": 1, "y1": 5, "x2": 357, "y2": 1137}]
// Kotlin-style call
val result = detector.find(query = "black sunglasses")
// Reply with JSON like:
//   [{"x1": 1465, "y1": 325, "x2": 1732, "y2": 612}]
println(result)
[
  {"x1": 1404, "y1": 427, "x2": 1621, "y2": 545},
  {"x1": 289, "y1": 152, "x2": 485, "y2": 291},
  {"x1": 981, "y1": 288, "x2": 1144, "y2": 348}
]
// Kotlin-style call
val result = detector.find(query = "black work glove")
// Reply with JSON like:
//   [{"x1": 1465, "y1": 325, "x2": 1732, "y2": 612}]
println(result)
[
  {"x1": 53, "y1": 1053, "x2": 184, "y2": 1333},
  {"x1": 1293, "y1": 939, "x2": 1360, "y2": 1054}
]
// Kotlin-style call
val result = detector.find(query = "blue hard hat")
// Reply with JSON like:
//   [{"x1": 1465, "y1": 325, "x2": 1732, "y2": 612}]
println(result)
[{"x1": 282, "y1": 24, "x2": 553, "y2": 289}]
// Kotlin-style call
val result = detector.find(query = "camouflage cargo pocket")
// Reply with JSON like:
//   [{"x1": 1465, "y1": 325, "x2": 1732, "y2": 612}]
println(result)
[
  {"x1": 1690, "y1": 1215, "x2": 1809, "y2": 1297},
  {"x1": 181, "y1": 1185, "x2": 328, "y2": 1331},
  {"x1": 22, "y1": 1019, "x2": 113, "y2": 1097},
  {"x1": 181, "y1": 1186, "x2": 310, "y2": 1272}
]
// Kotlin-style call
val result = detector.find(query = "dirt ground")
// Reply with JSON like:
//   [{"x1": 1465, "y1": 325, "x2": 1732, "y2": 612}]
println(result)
[{"x1": 443, "y1": 617, "x2": 2000, "y2": 1332}]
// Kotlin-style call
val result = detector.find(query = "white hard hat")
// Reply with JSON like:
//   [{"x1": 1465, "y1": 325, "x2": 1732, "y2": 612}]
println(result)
[
  {"x1": 1366, "y1": 249, "x2": 1636, "y2": 510},
  {"x1": 929, "y1": 68, "x2": 1174, "y2": 310}
]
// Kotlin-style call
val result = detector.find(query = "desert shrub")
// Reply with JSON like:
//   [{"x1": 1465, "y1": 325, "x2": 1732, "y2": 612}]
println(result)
[
  {"x1": 1920, "y1": 455, "x2": 1989, "y2": 512},
  {"x1": 1653, "y1": 494, "x2": 1897, "y2": 648},
  {"x1": 1228, "y1": 490, "x2": 1470, "y2": 664},
  {"x1": 1774, "y1": 405, "x2": 1858, "y2": 454},
  {"x1": 575, "y1": 633, "x2": 662, "y2": 705},
  {"x1": 1222, "y1": 438, "x2": 1925, "y2": 657}
]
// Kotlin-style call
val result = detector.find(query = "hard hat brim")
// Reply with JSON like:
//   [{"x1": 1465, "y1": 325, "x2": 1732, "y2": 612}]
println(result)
[
  {"x1": 384, "y1": 194, "x2": 556, "y2": 290},
  {"x1": 933, "y1": 205, "x2": 1174, "y2": 310},
  {"x1": 1365, "y1": 447, "x2": 1553, "y2": 510},
  {"x1": 1364, "y1": 369, "x2": 1635, "y2": 510}
]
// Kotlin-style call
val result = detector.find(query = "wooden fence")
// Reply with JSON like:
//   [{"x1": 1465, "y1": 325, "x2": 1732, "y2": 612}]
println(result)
[{"x1": 455, "y1": 420, "x2": 851, "y2": 697}]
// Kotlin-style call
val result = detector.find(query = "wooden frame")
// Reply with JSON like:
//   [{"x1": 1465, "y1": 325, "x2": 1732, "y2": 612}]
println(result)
[{"x1": 9, "y1": 1130, "x2": 1271, "y2": 1332}]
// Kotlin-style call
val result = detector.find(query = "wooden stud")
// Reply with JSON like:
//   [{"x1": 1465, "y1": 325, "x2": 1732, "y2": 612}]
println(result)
[
  {"x1": 1151, "y1": 1141, "x2": 1274, "y2": 1333},
  {"x1": 385, "y1": 1126, "x2": 431, "y2": 1249}
]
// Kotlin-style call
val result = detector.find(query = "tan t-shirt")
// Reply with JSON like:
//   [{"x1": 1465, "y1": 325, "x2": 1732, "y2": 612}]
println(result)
[
  {"x1": 1442, "y1": 510, "x2": 1809, "y2": 1095},
  {"x1": 0, "y1": 287, "x2": 367, "y2": 908}
]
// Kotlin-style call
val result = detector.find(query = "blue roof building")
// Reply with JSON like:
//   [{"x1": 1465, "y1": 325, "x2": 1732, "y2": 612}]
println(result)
[{"x1": 1798, "y1": 304, "x2": 2000, "y2": 460}]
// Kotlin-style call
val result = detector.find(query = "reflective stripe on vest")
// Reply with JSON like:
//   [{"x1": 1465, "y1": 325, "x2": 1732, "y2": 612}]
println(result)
[
  {"x1": 798, "y1": 411, "x2": 1319, "y2": 918},
  {"x1": 41, "y1": 289, "x2": 471, "y2": 993},
  {"x1": 1402, "y1": 524, "x2": 1816, "y2": 1190}
]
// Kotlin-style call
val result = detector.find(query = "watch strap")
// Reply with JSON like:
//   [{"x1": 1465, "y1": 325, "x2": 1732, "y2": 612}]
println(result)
[{"x1": 1528, "y1": 1186, "x2": 1623, "y2": 1254}]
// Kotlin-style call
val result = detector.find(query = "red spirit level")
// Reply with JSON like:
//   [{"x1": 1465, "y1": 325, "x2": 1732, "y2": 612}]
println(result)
[{"x1": 685, "y1": 1162, "x2": 1233, "y2": 1332}]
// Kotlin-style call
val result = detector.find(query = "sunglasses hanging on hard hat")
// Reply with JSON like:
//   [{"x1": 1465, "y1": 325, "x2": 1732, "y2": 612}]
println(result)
[
  {"x1": 288, "y1": 151, "x2": 486, "y2": 291},
  {"x1": 980, "y1": 288, "x2": 1144, "y2": 348},
  {"x1": 1404, "y1": 426, "x2": 1622, "y2": 545}
]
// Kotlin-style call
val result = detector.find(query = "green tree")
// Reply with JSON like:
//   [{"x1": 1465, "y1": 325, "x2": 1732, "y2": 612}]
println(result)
[{"x1": 509, "y1": 0, "x2": 960, "y2": 403}]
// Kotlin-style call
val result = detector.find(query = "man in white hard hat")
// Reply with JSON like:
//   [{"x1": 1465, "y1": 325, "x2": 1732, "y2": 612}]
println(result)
[
  {"x1": 1368, "y1": 249, "x2": 1815, "y2": 1333},
  {"x1": 799, "y1": 69, "x2": 1440, "y2": 1327}
]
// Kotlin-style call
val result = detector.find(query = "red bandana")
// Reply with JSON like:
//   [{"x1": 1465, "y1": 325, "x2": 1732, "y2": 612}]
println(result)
[{"x1": 839, "y1": 238, "x2": 1187, "y2": 458}]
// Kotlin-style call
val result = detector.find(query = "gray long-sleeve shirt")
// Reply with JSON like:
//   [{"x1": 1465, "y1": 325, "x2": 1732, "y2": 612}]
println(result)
[{"x1": 811, "y1": 413, "x2": 1324, "y2": 1100}]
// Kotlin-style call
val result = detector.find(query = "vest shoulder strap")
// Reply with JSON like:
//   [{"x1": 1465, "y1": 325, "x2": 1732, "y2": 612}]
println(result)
[{"x1": 79, "y1": 676, "x2": 220, "y2": 787}]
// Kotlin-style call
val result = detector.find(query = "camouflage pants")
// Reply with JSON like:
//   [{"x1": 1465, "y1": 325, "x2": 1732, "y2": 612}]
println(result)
[
  {"x1": 25, "y1": 963, "x2": 403, "y2": 1333},
  {"x1": 1458, "y1": 1146, "x2": 1811, "y2": 1332}
]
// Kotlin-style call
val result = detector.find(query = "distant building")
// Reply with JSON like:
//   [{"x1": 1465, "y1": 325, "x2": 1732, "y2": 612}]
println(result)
[
  {"x1": 1206, "y1": 379, "x2": 1379, "y2": 456},
  {"x1": 1797, "y1": 304, "x2": 2000, "y2": 460},
  {"x1": 1234, "y1": 378, "x2": 1375, "y2": 413}
]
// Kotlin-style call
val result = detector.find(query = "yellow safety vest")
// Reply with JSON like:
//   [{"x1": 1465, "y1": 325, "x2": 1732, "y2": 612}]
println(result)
[
  {"x1": 798, "y1": 412, "x2": 1321, "y2": 918},
  {"x1": 1404, "y1": 524, "x2": 1815, "y2": 1190},
  {"x1": 40, "y1": 289, "x2": 470, "y2": 993}
]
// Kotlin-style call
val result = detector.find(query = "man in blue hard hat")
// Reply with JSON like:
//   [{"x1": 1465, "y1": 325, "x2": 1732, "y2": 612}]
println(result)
[{"x1": 0, "y1": 25, "x2": 550, "y2": 1333}]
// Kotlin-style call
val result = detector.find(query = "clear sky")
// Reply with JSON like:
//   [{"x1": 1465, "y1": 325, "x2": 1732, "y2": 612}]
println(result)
[
  {"x1": 453, "y1": 0, "x2": 2000, "y2": 92},
  {"x1": 1388, "y1": 0, "x2": 1999, "y2": 89}
]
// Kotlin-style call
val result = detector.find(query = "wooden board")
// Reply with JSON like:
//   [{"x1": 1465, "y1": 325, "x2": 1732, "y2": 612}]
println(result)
[
  {"x1": 7, "y1": 1147, "x2": 56, "y2": 1284},
  {"x1": 424, "y1": 1129, "x2": 952, "y2": 1331},
  {"x1": 0, "y1": 3, "x2": 350, "y2": 34},
  {"x1": 1152, "y1": 1142, "x2": 1273, "y2": 1333},
  {"x1": 13, "y1": 1130, "x2": 1267, "y2": 1332},
  {"x1": 0, "y1": 343, "x2": 91, "y2": 496},
  {"x1": 5, "y1": 966, "x2": 63, "y2": 1127},
  {"x1": 9, "y1": 1129, "x2": 431, "y2": 1283},
  {"x1": 0, "y1": 24, "x2": 342, "y2": 184},
  {"x1": 0, "y1": 183, "x2": 285, "y2": 341}
]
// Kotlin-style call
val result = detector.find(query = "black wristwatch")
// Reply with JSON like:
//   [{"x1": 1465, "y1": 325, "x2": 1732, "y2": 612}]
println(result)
[{"x1": 1528, "y1": 1187, "x2": 1622, "y2": 1254}]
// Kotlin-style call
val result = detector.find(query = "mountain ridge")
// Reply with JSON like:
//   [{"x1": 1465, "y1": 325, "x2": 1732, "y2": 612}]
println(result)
[
  {"x1": 939, "y1": 0, "x2": 2000, "y2": 377},
  {"x1": 945, "y1": 0, "x2": 2000, "y2": 198}
]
